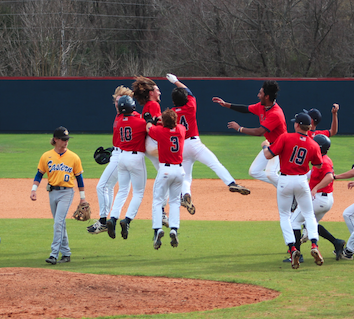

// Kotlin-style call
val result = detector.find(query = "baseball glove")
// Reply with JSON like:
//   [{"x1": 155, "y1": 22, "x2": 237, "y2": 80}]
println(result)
[
  {"x1": 94, "y1": 146, "x2": 114, "y2": 165},
  {"x1": 72, "y1": 202, "x2": 91, "y2": 221}
]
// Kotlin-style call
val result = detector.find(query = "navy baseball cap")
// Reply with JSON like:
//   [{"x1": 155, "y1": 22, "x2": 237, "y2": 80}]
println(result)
[
  {"x1": 303, "y1": 108, "x2": 322, "y2": 124},
  {"x1": 53, "y1": 126, "x2": 72, "y2": 140},
  {"x1": 291, "y1": 112, "x2": 311, "y2": 125}
]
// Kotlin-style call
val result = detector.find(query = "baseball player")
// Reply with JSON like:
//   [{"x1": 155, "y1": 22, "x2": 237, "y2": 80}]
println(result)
[
  {"x1": 106, "y1": 95, "x2": 148, "y2": 240},
  {"x1": 263, "y1": 113, "x2": 323, "y2": 269},
  {"x1": 305, "y1": 104, "x2": 339, "y2": 139},
  {"x1": 132, "y1": 76, "x2": 169, "y2": 227},
  {"x1": 30, "y1": 126, "x2": 87, "y2": 264},
  {"x1": 166, "y1": 74, "x2": 250, "y2": 215},
  {"x1": 212, "y1": 80, "x2": 287, "y2": 188},
  {"x1": 145, "y1": 108, "x2": 186, "y2": 250},
  {"x1": 332, "y1": 167, "x2": 354, "y2": 260},
  {"x1": 87, "y1": 85, "x2": 135, "y2": 234},
  {"x1": 290, "y1": 104, "x2": 340, "y2": 213},
  {"x1": 282, "y1": 134, "x2": 345, "y2": 263}
]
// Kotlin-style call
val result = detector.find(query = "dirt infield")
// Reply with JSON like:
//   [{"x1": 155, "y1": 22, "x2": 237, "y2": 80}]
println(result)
[{"x1": 0, "y1": 178, "x2": 350, "y2": 318}]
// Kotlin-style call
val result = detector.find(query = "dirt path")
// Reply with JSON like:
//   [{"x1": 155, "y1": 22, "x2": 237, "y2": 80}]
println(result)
[
  {"x1": 1, "y1": 178, "x2": 350, "y2": 221},
  {"x1": 0, "y1": 179, "x2": 350, "y2": 318}
]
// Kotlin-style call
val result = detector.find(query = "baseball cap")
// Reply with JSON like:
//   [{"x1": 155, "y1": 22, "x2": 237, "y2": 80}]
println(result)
[
  {"x1": 291, "y1": 112, "x2": 311, "y2": 125},
  {"x1": 303, "y1": 108, "x2": 322, "y2": 124},
  {"x1": 53, "y1": 126, "x2": 72, "y2": 140}
]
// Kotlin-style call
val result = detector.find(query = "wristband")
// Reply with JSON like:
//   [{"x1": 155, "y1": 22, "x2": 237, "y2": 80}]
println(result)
[
  {"x1": 80, "y1": 191, "x2": 86, "y2": 199},
  {"x1": 238, "y1": 127, "x2": 243, "y2": 133},
  {"x1": 333, "y1": 175, "x2": 336, "y2": 180},
  {"x1": 262, "y1": 145, "x2": 267, "y2": 150},
  {"x1": 31, "y1": 184, "x2": 38, "y2": 191}
]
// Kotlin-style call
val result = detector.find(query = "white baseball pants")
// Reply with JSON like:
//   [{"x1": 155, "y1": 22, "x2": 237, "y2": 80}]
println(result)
[
  {"x1": 277, "y1": 174, "x2": 318, "y2": 245},
  {"x1": 110, "y1": 151, "x2": 147, "y2": 220}
]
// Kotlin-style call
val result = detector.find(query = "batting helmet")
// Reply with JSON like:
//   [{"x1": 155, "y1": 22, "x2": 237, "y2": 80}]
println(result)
[
  {"x1": 93, "y1": 146, "x2": 114, "y2": 165},
  {"x1": 118, "y1": 95, "x2": 136, "y2": 114},
  {"x1": 313, "y1": 134, "x2": 331, "y2": 155}
]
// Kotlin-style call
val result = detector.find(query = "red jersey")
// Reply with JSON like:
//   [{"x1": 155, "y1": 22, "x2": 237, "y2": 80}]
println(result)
[
  {"x1": 172, "y1": 95, "x2": 199, "y2": 139},
  {"x1": 112, "y1": 111, "x2": 140, "y2": 147},
  {"x1": 308, "y1": 129, "x2": 330, "y2": 139},
  {"x1": 248, "y1": 102, "x2": 287, "y2": 144},
  {"x1": 269, "y1": 132, "x2": 322, "y2": 175},
  {"x1": 141, "y1": 100, "x2": 161, "y2": 118},
  {"x1": 148, "y1": 124, "x2": 186, "y2": 164},
  {"x1": 309, "y1": 154, "x2": 334, "y2": 193},
  {"x1": 116, "y1": 115, "x2": 147, "y2": 152}
]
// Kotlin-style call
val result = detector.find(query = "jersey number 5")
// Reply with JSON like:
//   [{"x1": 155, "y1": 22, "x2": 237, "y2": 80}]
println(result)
[{"x1": 289, "y1": 146, "x2": 307, "y2": 165}]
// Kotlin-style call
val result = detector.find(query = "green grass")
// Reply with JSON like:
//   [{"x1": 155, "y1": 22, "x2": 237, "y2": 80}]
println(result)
[
  {"x1": 1, "y1": 133, "x2": 354, "y2": 179},
  {"x1": 1, "y1": 219, "x2": 353, "y2": 318},
  {"x1": 1, "y1": 133, "x2": 354, "y2": 318}
]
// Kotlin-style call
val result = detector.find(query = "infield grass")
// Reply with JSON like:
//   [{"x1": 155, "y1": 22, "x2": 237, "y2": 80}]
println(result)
[{"x1": 1, "y1": 133, "x2": 354, "y2": 319}]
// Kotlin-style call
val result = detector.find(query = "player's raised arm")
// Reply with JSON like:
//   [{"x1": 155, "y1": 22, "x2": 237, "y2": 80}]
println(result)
[{"x1": 329, "y1": 103, "x2": 339, "y2": 137}]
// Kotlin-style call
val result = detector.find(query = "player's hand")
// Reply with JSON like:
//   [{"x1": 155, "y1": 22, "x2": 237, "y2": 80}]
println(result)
[
  {"x1": 212, "y1": 97, "x2": 229, "y2": 108},
  {"x1": 166, "y1": 74, "x2": 178, "y2": 84},
  {"x1": 261, "y1": 140, "x2": 270, "y2": 148},
  {"x1": 332, "y1": 103, "x2": 339, "y2": 114},
  {"x1": 143, "y1": 112, "x2": 153, "y2": 124},
  {"x1": 348, "y1": 181, "x2": 354, "y2": 189},
  {"x1": 227, "y1": 121, "x2": 240, "y2": 131},
  {"x1": 30, "y1": 191, "x2": 37, "y2": 201}
]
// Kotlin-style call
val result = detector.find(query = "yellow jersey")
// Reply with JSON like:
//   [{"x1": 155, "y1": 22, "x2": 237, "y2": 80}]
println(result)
[{"x1": 38, "y1": 149, "x2": 84, "y2": 188}]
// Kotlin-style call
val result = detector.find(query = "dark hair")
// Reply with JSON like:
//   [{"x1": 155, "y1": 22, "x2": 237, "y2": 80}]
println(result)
[
  {"x1": 132, "y1": 76, "x2": 157, "y2": 105},
  {"x1": 162, "y1": 108, "x2": 177, "y2": 129},
  {"x1": 262, "y1": 80, "x2": 279, "y2": 102},
  {"x1": 171, "y1": 87, "x2": 188, "y2": 107}
]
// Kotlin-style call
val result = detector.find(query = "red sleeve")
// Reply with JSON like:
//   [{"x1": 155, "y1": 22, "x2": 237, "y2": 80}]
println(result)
[{"x1": 142, "y1": 101, "x2": 161, "y2": 118}]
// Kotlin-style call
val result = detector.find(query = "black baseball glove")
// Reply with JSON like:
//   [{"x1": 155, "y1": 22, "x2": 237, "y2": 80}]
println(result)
[{"x1": 93, "y1": 146, "x2": 114, "y2": 165}]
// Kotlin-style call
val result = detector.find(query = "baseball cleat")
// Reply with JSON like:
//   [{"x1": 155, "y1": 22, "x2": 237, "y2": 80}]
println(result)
[
  {"x1": 340, "y1": 248, "x2": 354, "y2": 260},
  {"x1": 300, "y1": 228, "x2": 308, "y2": 244},
  {"x1": 291, "y1": 197, "x2": 298, "y2": 212},
  {"x1": 333, "y1": 239, "x2": 346, "y2": 261},
  {"x1": 228, "y1": 182, "x2": 250, "y2": 195},
  {"x1": 291, "y1": 249, "x2": 301, "y2": 269},
  {"x1": 87, "y1": 220, "x2": 108, "y2": 234},
  {"x1": 181, "y1": 193, "x2": 196, "y2": 215},
  {"x1": 107, "y1": 218, "x2": 117, "y2": 239},
  {"x1": 120, "y1": 218, "x2": 130, "y2": 239},
  {"x1": 311, "y1": 244, "x2": 324, "y2": 266},
  {"x1": 45, "y1": 256, "x2": 57, "y2": 265},
  {"x1": 153, "y1": 229, "x2": 164, "y2": 250},
  {"x1": 57, "y1": 256, "x2": 71, "y2": 263},
  {"x1": 283, "y1": 254, "x2": 304, "y2": 263},
  {"x1": 170, "y1": 229, "x2": 179, "y2": 248},
  {"x1": 162, "y1": 211, "x2": 169, "y2": 228}
]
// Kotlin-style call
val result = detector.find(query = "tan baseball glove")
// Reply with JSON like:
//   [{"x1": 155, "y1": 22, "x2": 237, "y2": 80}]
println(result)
[{"x1": 72, "y1": 202, "x2": 91, "y2": 221}]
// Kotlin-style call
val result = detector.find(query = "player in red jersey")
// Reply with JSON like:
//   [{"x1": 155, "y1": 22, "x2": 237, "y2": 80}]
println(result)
[
  {"x1": 132, "y1": 75, "x2": 162, "y2": 160},
  {"x1": 132, "y1": 76, "x2": 170, "y2": 227},
  {"x1": 145, "y1": 108, "x2": 186, "y2": 250},
  {"x1": 282, "y1": 134, "x2": 345, "y2": 264},
  {"x1": 263, "y1": 112, "x2": 323, "y2": 269},
  {"x1": 88, "y1": 85, "x2": 136, "y2": 235},
  {"x1": 304, "y1": 104, "x2": 339, "y2": 139},
  {"x1": 212, "y1": 80, "x2": 287, "y2": 187},
  {"x1": 166, "y1": 74, "x2": 250, "y2": 215},
  {"x1": 106, "y1": 95, "x2": 148, "y2": 241}
]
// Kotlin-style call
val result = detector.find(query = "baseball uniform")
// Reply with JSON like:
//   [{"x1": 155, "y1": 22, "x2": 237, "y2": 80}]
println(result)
[
  {"x1": 148, "y1": 122, "x2": 186, "y2": 249},
  {"x1": 248, "y1": 101, "x2": 287, "y2": 187},
  {"x1": 37, "y1": 147, "x2": 83, "y2": 261}
]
